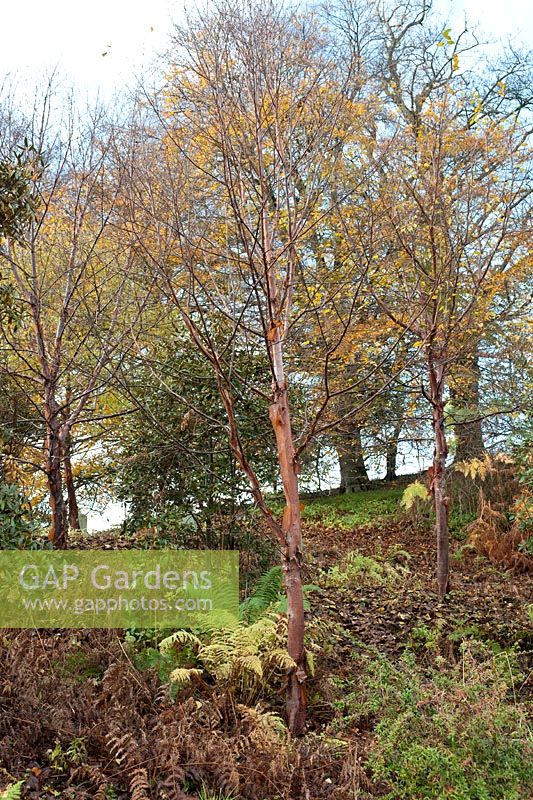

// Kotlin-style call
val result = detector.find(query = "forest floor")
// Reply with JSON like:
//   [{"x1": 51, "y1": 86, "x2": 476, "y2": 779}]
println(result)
[{"x1": 1, "y1": 488, "x2": 532, "y2": 799}]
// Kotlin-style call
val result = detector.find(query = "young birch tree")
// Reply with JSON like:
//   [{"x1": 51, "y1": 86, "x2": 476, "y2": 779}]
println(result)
[
  {"x1": 0, "y1": 95, "x2": 144, "y2": 547},
  {"x1": 332, "y1": 0, "x2": 532, "y2": 599},
  {"x1": 122, "y1": 1, "x2": 409, "y2": 732}
]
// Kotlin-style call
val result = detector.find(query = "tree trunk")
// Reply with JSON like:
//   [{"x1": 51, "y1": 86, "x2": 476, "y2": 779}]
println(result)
[
  {"x1": 269, "y1": 386, "x2": 306, "y2": 736},
  {"x1": 338, "y1": 423, "x2": 369, "y2": 492},
  {"x1": 450, "y1": 355, "x2": 485, "y2": 462},
  {"x1": 385, "y1": 420, "x2": 402, "y2": 482},
  {"x1": 428, "y1": 356, "x2": 450, "y2": 601},
  {"x1": 45, "y1": 425, "x2": 68, "y2": 548},
  {"x1": 44, "y1": 388, "x2": 68, "y2": 548},
  {"x1": 63, "y1": 428, "x2": 80, "y2": 531}
]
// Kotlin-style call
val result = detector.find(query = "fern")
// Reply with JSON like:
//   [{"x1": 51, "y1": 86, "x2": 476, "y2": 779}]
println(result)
[
  {"x1": 0, "y1": 783, "x2": 23, "y2": 800},
  {"x1": 168, "y1": 667, "x2": 203, "y2": 687},
  {"x1": 323, "y1": 550, "x2": 400, "y2": 589},
  {"x1": 197, "y1": 786, "x2": 236, "y2": 800},
  {"x1": 159, "y1": 629, "x2": 201, "y2": 652},
  {"x1": 241, "y1": 565, "x2": 320, "y2": 620},
  {"x1": 161, "y1": 612, "x2": 294, "y2": 704},
  {"x1": 401, "y1": 480, "x2": 429, "y2": 510},
  {"x1": 236, "y1": 704, "x2": 288, "y2": 738},
  {"x1": 130, "y1": 768, "x2": 150, "y2": 800},
  {"x1": 240, "y1": 566, "x2": 283, "y2": 621},
  {"x1": 455, "y1": 453, "x2": 493, "y2": 481}
]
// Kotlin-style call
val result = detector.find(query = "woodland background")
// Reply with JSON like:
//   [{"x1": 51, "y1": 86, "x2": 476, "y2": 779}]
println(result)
[{"x1": 0, "y1": 0, "x2": 532, "y2": 797}]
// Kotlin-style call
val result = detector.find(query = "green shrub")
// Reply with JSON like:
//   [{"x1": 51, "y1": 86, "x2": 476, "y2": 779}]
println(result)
[
  {"x1": 346, "y1": 643, "x2": 532, "y2": 799},
  {"x1": 322, "y1": 550, "x2": 402, "y2": 590},
  {"x1": 0, "y1": 481, "x2": 36, "y2": 548}
]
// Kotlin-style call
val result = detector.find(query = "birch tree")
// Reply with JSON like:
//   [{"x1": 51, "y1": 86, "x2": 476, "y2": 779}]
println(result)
[
  {"x1": 123, "y1": 0, "x2": 409, "y2": 733},
  {"x1": 0, "y1": 95, "x2": 145, "y2": 547}
]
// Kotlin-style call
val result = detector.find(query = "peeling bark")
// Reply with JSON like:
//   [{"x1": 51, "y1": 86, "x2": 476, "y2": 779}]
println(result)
[{"x1": 269, "y1": 390, "x2": 306, "y2": 736}]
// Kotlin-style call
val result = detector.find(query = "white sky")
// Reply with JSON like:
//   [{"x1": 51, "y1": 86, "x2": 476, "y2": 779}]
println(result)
[{"x1": 0, "y1": 1, "x2": 530, "y2": 102}]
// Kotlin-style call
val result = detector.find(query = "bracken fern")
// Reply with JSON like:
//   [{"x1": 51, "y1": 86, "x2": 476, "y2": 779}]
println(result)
[{"x1": 0, "y1": 783, "x2": 23, "y2": 800}]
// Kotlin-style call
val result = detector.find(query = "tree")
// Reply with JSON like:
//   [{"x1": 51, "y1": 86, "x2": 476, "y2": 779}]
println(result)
[
  {"x1": 0, "y1": 142, "x2": 41, "y2": 324},
  {"x1": 122, "y1": 0, "x2": 411, "y2": 732},
  {"x1": 337, "y1": 0, "x2": 533, "y2": 598},
  {"x1": 113, "y1": 328, "x2": 279, "y2": 541},
  {"x1": 0, "y1": 94, "x2": 146, "y2": 547}
]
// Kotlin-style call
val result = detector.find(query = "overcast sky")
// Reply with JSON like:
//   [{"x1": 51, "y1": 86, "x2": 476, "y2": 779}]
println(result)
[{"x1": 0, "y1": 1, "x2": 531, "y2": 101}]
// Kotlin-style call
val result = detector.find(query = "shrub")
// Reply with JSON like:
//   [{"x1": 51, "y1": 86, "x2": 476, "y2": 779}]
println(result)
[
  {"x1": 322, "y1": 550, "x2": 402, "y2": 590},
  {"x1": 349, "y1": 643, "x2": 532, "y2": 799},
  {"x1": 0, "y1": 480, "x2": 36, "y2": 548}
]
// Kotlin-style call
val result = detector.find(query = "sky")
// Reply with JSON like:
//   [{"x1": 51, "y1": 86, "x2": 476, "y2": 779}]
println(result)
[{"x1": 0, "y1": 1, "x2": 531, "y2": 103}]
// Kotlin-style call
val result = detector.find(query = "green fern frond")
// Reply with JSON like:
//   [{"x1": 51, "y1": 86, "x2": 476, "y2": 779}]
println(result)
[
  {"x1": 240, "y1": 566, "x2": 283, "y2": 621},
  {"x1": 0, "y1": 782, "x2": 23, "y2": 800}
]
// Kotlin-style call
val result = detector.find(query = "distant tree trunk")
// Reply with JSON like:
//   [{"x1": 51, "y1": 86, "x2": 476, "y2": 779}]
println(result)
[
  {"x1": 427, "y1": 352, "x2": 450, "y2": 601},
  {"x1": 63, "y1": 386, "x2": 80, "y2": 531},
  {"x1": 43, "y1": 384, "x2": 68, "y2": 548},
  {"x1": 338, "y1": 423, "x2": 369, "y2": 491},
  {"x1": 63, "y1": 428, "x2": 80, "y2": 531},
  {"x1": 450, "y1": 354, "x2": 485, "y2": 462},
  {"x1": 385, "y1": 419, "x2": 403, "y2": 481}
]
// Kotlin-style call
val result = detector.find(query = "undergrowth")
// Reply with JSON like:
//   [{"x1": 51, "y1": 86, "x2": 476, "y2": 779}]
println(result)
[
  {"x1": 330, "y1": 641, "x2": 532, "y2": 800},
  {"x1": 1, "y1": 486, "x2": 531, "y2": 799}
]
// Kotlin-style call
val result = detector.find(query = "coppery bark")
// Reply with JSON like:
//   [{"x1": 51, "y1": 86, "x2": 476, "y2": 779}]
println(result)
[
  {"x1": 269, "y1": 388, "x2": 306, "y2": 736},
  {"x1": 182, "y1": 303, "x2": 308, "y2": 733}
]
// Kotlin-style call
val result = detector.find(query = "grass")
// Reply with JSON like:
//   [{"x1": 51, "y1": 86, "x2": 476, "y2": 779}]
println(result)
[
  {"x1": 270, "y1": 488, "x2": 403, "y2": 529},
  {"x1": 295, "y1": 483, "x2": 479, "y2": 539}
]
